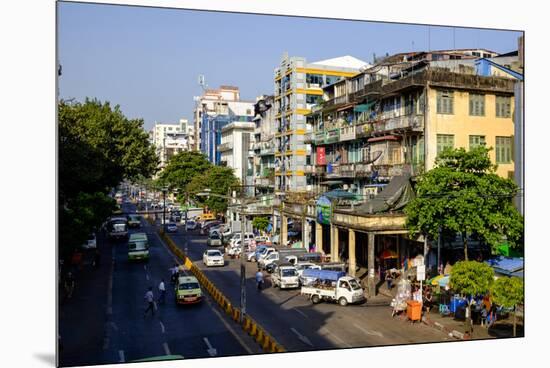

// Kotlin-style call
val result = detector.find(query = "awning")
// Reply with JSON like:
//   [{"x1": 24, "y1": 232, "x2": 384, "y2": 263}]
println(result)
[
  {"x1": 320, "y1": 180, "x2": 344, "y2": 185},
  {"x1": 367, "y1": 135, "x2": 400, "y2": 143},
  {"x1": 354, "y1": 101, "x2": 375, "y2": 112},
  {"x1": 337, "y1": 103, "x2": 355, "y2": 112}
]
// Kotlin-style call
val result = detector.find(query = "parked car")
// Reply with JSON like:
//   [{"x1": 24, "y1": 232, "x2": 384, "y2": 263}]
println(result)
[
  {"x1": 81, "y1": 233, "x2": 97, "y2": 250},
  {"x1": 203, "y1": 249, "x2": 224, "y2": 267},
  {"x1": 165, "y1": 222, "x2": 178, "y2": 233},
  {"x1": 255, "y1": 235, "x2": 270, "y2": 243},
  {"x1": 185, "y1": 220, "x2": 198, "y2": 231},
  {"x1": 229, "y1": 232, "x2": 255, "y2": 247},
  {"x1": 271, "y1": 263, "x2": 300, "y2": 289},
  {"x1": 201, "y1": 220, "x2": 222, "y2": 234},
  {"x1": 175, "y1": 276, "x2": 202, "y2": 305}
]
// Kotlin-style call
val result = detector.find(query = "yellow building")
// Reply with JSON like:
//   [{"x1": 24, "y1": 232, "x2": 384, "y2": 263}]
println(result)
[{"x1": 425, "y1": 80, "x2": 516, "y2": 179}]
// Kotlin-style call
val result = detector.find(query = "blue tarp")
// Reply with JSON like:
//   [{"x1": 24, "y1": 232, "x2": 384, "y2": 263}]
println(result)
[
  {"x1": 302, "y1": 269, "x2": 345, "y2": 281},
  {"x1": 485, "y1": 256, "x2": 524, "y2": 278}
]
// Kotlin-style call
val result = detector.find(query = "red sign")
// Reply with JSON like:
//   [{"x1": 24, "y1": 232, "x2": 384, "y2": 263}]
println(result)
[{"x1": 316, "y1": 147, "x2": 326, "y2": 165}]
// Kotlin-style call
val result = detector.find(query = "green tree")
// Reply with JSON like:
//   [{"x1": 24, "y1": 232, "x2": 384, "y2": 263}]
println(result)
[
  {"x1": 159, "y1": 151, "x2": 212, "y2": 197},
  {"x1": 491, "y1": 276, "x2": 523, "y2": 336},
  {"x1": 186, "y1": 166, "x2": 240, "y2": 213},
  {"x1": 450, "y1": 260, "x2": 495, "y2": 333},
  {"x1": 252, "y1": 216, "x2": 270, "y2": 233},
  {"x1": 405, "y1": 146, "x2": 523, "y2": 260},
  {"x1": 59, "y1": 99, "x2": 158, "y2": 254}
]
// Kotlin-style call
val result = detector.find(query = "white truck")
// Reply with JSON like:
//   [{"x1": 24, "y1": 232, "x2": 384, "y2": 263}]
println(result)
[
  {"x1": 258, "y1": 247, "x2": 307, "y2": 270},
  {"x1": 270, "y1": 263, "x2": 300, "y2": 289},
  {"x1": 300, "y1": 269, "x2": 365, "y2": 306}
]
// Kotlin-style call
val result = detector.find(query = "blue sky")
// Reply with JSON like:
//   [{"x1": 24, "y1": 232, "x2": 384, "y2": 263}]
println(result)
[{"x1": 58, "y1": 2, "x2": 522, "y2": 130}]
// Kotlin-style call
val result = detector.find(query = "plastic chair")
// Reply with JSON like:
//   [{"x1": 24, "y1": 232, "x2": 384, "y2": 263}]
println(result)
[{"x1": 439, "y1": 303, "x2": 450, "y2": 316}]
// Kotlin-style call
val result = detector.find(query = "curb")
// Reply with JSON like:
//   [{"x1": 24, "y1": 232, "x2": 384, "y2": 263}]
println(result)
[
  {"x1": 421, "y1": 316, "x2": 465, "y2": 340},
  {"x1": 145, "y1": 215, "x2": 285, "y2": 353}
]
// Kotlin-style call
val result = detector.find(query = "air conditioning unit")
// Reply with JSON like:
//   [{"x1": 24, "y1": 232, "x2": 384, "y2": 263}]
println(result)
[{"x1": 343, "y1": 184, "x2": 349, "y2": 190}]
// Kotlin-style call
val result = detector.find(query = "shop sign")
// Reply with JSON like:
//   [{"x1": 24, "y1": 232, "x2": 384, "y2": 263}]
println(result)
[
  {"x1": 316, "y1": 147, "x2": 326, "y2": 165},
  {"x1": 417, "y1": 265, "x2": 426, "y2": 281},
  {"x1": 316, "y1": 196, "x2": 332, "y2": 225}
]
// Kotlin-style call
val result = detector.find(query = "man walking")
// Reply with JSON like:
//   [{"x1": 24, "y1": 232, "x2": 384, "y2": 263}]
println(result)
[
  {"x1": 255, "y1": 269, "x2": 264, "y2": 291},
  {"x1": 158, "y1": 279, "x2": 166, "y2": 304},
  {"x1": 144, "y1": 287, "x2": 155, "y2": 317}
]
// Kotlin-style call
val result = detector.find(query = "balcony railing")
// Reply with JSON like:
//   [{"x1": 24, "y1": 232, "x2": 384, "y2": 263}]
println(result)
[
  {"x1": 339, "y1": 125, "x2": 356, "y2": 141},
  {"x1": 217, "y1": 141, "x2": 233, "y2": 152},
  {"x1": 304, "y1": 132, "x2": 313, "y2": 143}
]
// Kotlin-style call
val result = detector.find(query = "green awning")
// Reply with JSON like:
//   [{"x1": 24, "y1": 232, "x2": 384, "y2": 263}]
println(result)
[{"x1": 354, "y1": 101, "x2": 375, "y2": 112}]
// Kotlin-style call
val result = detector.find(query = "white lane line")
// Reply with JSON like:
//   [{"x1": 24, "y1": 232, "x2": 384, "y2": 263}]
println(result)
[
  {"x1": 353, "y1": 323, "x2": 383, "y2": 338},
  {"x1": 290, "y1": 328, "x2": 314, "y2": 347},
  {"x1": 320, "y1": 327, "x2": 352, "y2": 348},
  {"x1": 118, "y1": 350, "x2": 125, "y2": 363},
  {"x1": 163, "y1": 342, "x2": 171, "y2": 356},
  {"x1": 203, "y1": 337, "x2": 218, "y2": 356},
  {"x1": 159, "y1": 321, "x2": 165, "y2": 334},
  {"x1": 294, "y1": 308, "x2": 309, "y2": 319}
]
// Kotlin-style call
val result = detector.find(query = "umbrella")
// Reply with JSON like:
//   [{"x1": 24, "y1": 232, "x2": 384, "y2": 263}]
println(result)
[
  {"x1": 429, "y1": 274, "x2": 445, "y2": 286},
  {"x1": 438, "y1": 276, "x2": 450, "y2": 287},
  {"x1": 380, "y1": 249, "x2": 398, "y2": 259}
]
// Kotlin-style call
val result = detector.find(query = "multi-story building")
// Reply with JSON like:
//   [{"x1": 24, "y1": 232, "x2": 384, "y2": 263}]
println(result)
[
  {"x1": 219, "y1": 121, "x2": 255, "y2": 183},
  {"x1": 251, "y1": 95, "x2": 277, "y2": 191},
  {"x1": 193, "y1": 86, "x2": 254, "y2": 164},
  {"x1": 150, "y1": 119, "x2": 191, "y2": 170},
  {"x1": 273, "y1": 54, "x2": 369, "y2": 193},
  {"x1": 307, "y1": 52, "x2": 521, "y2": 197}
]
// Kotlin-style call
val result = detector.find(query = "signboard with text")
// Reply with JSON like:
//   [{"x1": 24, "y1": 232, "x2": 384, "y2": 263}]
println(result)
[{"x1": 316, "y1": 147, "x2": 326, "y2": 165}]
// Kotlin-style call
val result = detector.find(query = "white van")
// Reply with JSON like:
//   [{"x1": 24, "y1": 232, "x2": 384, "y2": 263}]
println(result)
[
  {"x1": 271, "y1": 264, "x2": 300, "y2": 289},
  {"x1": 230, "y1": 232, "x2": 254, "y2": 247},
  {"x1": 128, "y1": 233, "x2": 149, "y2": 261}
]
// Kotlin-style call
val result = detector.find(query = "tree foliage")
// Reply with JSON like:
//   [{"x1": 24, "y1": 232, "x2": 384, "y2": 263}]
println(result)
[
  {"x1": 186, "y1": 165, "x2": 240, "y2": 213},
  {"x1": 491, "y1": 276, "x2": 523, "y2": 309},
  {"x1": 450, "y1": 260, "x2": 495, "y2": 297},
  {"x1": 159, "y1": 151, "x2": 211, "y2": 194},
  {"x1": 252, "y1": 217, "x2": 270, "y2": 232},
  {"x1": 59, "y1": 99, "x2": 158, "y2": 255},
  {"x1": 404, "y1": 147, "x2": 524, "y2": 259}
]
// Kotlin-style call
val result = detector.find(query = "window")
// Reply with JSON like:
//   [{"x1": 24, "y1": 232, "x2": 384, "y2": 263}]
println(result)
[
  {"x1": 404, "y1": 93, "x2": 416, "y2": 115},
  {"x1": 496, "y1": 136, "x2": 512, "y2": 164},
  {"x1": 469, "y1": 94, "x2": 485, "y2": 116},
  {"x1": 246, "y1": 109, "x2": 252, "y2": 115},
  {"x1": 306, "y1": 94, "x2": 319, "y2": 104},
  {"x1": 469, "y1": 135, "x2": 486, "y2": 150},
  {"x1": 496, "y1": 96, "x2": 511, "y2": 118},
  {"x1": 436, "y1": 90, "x2": 454, "y2": 114},
  {"x1": 437, "y1": 134, "x2": 454, "y2": 155}
]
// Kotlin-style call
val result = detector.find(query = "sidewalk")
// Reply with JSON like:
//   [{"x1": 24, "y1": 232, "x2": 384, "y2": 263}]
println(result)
[
  {"x1": 377, "y1": 284, "x2": 522, "y2": 340},
  {"x1": 58, "y1": 234, "x2": 112, "y2": 366}
]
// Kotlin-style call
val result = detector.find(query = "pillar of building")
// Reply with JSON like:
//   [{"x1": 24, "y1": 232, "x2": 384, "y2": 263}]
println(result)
[
  {"x1": 272, "y1": 213, "x2": 278, "y2": 234},
  {"x1": 281, "y1": 215, "x2": 288, "y2": 246},
  {"x1": 348, "y1": 229, "x2": 356, "y2": 277},
  {"x1": 302, "y1": 217, "x2": 309, "y2": 250},
  {"x1": 331, "y1": 224, "x2": 339, "y2": 262},
  {"x1": 315, "y1": 222, "x2": 323, "y2": 253},
  {"x1": 367, "y1": 232, "x2": 376, "y2": 298}
]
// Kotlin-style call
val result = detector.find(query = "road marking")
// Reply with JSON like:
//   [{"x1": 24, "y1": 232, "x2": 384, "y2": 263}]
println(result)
[
  {"x1": 163, "y1": 342, "x2": 171, "y2": 356},
  {"x1": 159, "y1": 321, "x2": 165, "y2": 334},
  {"x1": 146, "y1": 274, "x2": 149, "y2": 281},
  {"x1": 203, "y1": 337, "x2": 218, "y2": 356},
  {"x1": 144, "y1": 265, "x2": 147, "y2": 270},
  {"x1": 118, "y1": 350, "x2": 125, "y2": 363},
  {"x1": 353, "y1": 323, "x2": 383, "y2": 338},
  {"x1": 290, "y1": 328, "x2": 314, "y2": 347},
  {"x1": 320, "y1": 327, "x2": 352, "y2": 348},
  {"x1": 110, "y1": 322, "x2": 118, "y2": 331},
  {"x1": 294, "y1": 308, "x2": 309, "y2": 319}
]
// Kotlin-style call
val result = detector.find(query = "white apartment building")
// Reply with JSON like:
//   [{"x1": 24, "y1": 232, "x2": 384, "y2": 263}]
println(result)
[
  {"x1": 150, "y1": 119, "x2": 191, "y2": 169},
  {"x1": 218, "y1": 122, "x2": 255, "y2": 182}
]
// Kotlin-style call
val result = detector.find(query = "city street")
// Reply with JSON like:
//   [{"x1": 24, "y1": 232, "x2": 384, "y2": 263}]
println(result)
[
  {"x1": 58, "y1": 202, "x2": 259, "y2": 366},
  {"x1": 167, "y1": 225, "x2": 453, "y2": 352}
]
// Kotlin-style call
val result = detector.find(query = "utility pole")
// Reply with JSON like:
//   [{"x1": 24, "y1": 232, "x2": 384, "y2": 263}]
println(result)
[
  {"x1": 240, "y1": 188, "x2": 246, "y2": 323},
  {"x1": 162, "y1": 187, "x2": 167, "y2": 233}
]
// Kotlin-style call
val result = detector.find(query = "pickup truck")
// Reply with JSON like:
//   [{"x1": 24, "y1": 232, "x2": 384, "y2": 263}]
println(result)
[
  {"x1": 270, "y1": 263, "x2": 300, "y2": 289},
  {"x1": 258, "y1": 247, "x2": 307, "y2": 270},
  {"x1": 300, "y1": 269, "x2": 365, "y2": 306}
]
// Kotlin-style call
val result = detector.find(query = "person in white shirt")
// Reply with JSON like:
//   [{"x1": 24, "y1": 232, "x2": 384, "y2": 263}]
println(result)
[
  {"x1": 157, "y1": 279, "x2": 166, "y2": 304},
  {"x1": 255, "y1": 269, "x2": 264, "y2": 291}
]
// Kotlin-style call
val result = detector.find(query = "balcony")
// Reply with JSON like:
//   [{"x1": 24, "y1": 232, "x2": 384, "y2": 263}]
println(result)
[
  {"x1": 339, "y1": 125, "x2": 356, "y2": 141},
  {"x1": 314, "y1": 131, "x2": 326, "y2": 144},
  {"x1": 217, "y1": 141, "x2": 233, "y2": 152},
  {"x1": 326, "y1": 129, "x2": 340, "y2": 143},
  {"x1": 255, "y1": 177, "x2": 274, "y2": 187},
  {"x1": 304, "y1": 132, "x2": 313, "y2": 143},
  {"x1": 324, "y1": 94, "x2": 349, "y2": 108}
]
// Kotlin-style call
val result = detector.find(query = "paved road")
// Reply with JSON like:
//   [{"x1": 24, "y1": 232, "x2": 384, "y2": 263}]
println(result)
[
  {"x1": 59, "y1": 202, "x2": 258, "y2": 367},
  {"x1": 167, "y1": 228, "x2": 453, "y2": 352}
]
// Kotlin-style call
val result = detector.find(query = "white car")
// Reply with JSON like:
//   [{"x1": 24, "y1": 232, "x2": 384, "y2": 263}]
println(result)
[
  {"x1": 203, "y1": 249, "x2": 224, "y2": 267},
  {"x1": 255, "y1": 235, "x2": 270, "y2": 243},
  {"x1": 295, "y1": 262, "x2": 321, "y2": 278}
]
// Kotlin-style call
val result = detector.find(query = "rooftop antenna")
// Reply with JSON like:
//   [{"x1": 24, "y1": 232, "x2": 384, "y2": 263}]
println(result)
[{"x1": 198, "y1": 74, "x2": 208, "y2": 91}]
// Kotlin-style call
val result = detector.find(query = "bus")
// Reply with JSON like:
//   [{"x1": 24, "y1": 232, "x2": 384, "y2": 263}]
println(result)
[{"x1": 128, "y1": 232, "x2": 149, "y2": 261}]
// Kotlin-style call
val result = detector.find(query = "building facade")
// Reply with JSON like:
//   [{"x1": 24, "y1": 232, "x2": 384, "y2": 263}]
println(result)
[
  {"x1": 251, "y1": 95, "x2": 277, "y2": 191},
  {"x1": 273, "y1": 54, "x2": 368, "y2": 193},
  {"x1": 219, "y1": 121, "x2": 255, "y2": 183},
  {"x1": 150, "y1": 119, "x2": 192, "y2": 170},
  {"x1": 193, "y1": 86, "x2": 254, "y2": 164}
]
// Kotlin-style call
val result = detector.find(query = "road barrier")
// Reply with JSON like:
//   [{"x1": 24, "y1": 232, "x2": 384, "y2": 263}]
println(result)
[{"x1": 151, "y1": 223, "x2": 285, "y2": 353}]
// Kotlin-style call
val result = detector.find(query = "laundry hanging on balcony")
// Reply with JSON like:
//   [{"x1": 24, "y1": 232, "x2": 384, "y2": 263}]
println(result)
[{"x1": 353, "y1": 101, "x2": 375, "y2": 113}]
